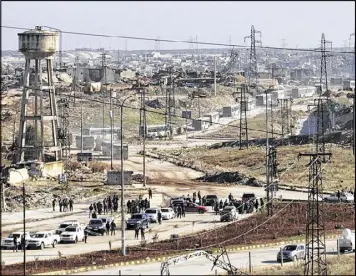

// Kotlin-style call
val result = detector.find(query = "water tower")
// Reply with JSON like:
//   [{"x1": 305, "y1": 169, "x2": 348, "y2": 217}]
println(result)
[{"x1": 16, "y1": 26, "x2": 61, "y2": 163}]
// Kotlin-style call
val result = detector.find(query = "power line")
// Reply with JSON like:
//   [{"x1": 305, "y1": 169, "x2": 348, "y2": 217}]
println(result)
[
  {"x1": 1, "y1": 25, "x2": 354, "y2": 55},
  {"x1": 65, "y1": 93, "x2": 283, "y2": 136}
]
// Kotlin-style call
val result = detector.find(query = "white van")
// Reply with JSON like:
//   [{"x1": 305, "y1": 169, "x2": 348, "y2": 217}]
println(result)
[{"x1": 338, "y1": 228, "x2": 355, "y2": 253}]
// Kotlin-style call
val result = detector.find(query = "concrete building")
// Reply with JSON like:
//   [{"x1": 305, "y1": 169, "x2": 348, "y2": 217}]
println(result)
[
  {"x1": 222, "y1": 105, "x2": 239, "y2": 117},
  {"x1": 101, "y1": 142, "x2": 129, "y2": 159},
  {"x1": 106, "y1": 170, "x2": 133, "y2": 185},
  {"x1": 192, "y1": 117, "x2": 210, "y2": 131},
  {"x1": 202, "y1": 112, "x2": 220, "y2": 126}
]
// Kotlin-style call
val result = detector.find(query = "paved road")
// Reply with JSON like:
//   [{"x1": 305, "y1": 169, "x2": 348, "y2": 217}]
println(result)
[
  {"x1": 71, "y1": 240, "x2": 343, "y2": 275},
  {"x1": 1, "y1": 203, "x2": 252, "y2": 265}
]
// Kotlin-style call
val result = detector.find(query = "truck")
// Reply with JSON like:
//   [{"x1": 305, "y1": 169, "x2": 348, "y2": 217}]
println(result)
[
  {"x1": 27, "y1": 230, "x2": 60, "y2": 250},
  {"x1": 338, "y1": 228, "x2": 355, "y2": 253},
  {"x1": 55, "y1": 220, "x2": 80, "y2": 235},
  {"x1": 1, "y1": 232, "x2": 32, "y2": 250},
  {"x1": 60, "y1": 225, "x2": 85, "y2": 243}
]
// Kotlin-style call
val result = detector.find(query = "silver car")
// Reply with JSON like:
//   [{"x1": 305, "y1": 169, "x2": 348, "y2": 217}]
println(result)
[
  {"x1": 324, "y1": 192, "x2": 354, "y2": 203},
  {"x1": 277, "y1": 244, "x2": 305, "y2": 262}
]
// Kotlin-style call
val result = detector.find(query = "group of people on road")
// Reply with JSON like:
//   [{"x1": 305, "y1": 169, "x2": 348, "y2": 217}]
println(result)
[
  {"x1": 52, "y1": 197, "x2": 74, "y2": 212},
  {"x1": 105, "y1": 220, "x2": 117, "y2": 236},
  {"x1": 12, "y1": 235, "x2": 25, "y2": 252},
  {"x1": 134, "y1": 222, "x2": 146, "y2": 240},
  {"x1": 88, "y1": 194, "x2": 120, "y2": 218},
  {"x1": 213, "y1": 196, "x2": 265, "y2": 215},
  {"x1": 127, "y1": 196, "x2": 151, "y2": 215}
]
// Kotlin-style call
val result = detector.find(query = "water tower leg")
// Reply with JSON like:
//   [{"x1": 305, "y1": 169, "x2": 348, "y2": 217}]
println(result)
[
  {"x1": 34, "y1": 59, "x2": 39, "y2": 160},
  {"x1": 17, "y1": 59, "x2": 31, "y2": 163}
]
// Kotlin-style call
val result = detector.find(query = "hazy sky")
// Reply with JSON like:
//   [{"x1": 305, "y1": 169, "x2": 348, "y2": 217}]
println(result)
[{"x1": 1, "y1": 1, "x2": 355, "y2": 51}]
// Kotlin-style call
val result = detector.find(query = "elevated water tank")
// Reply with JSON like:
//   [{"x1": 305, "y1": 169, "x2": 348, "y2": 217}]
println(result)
[{"x1": 18, "y1": 26, "x2": 58, "y2": 59}]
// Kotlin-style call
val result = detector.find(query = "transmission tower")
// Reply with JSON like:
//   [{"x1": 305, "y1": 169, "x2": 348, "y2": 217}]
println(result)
[
  {"x1": 266, "y1": 145, "x2": 278, "y2": 216},
  {"x1": 237, "y1": 84, "x2": 248, "y2": 149},
  {"x1": 57, "y1": 98, "x2": 70, "y2": 181},
  {"x1": 101, "y1": 53, "x2": 107, "y2": 134},
  {"x1": 277, "y1": 98, "x2": 293, "y2": 138},
  {"x1": 299, "y1": 98, "x2": 332, "y2": 276},
  {"x1": 320, "y1": 33, "x2": 332, "y2": 94},
  {"x1": 244, "y1": 25, "x2": 262, "y2": 91},
  {"x1": 72, "y1": 54, "x2": 79, "y2": 106}
]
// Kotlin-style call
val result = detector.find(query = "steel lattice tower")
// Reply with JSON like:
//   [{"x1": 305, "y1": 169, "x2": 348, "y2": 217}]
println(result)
[
  {"x1": 237, "y1": 84, "x2": 248, "y2": 149},
  {"x1": 299, "y1": 98, "x2": 332, "y2": 276},
  {"x1": 320, "y1": 33, "x2": 332, "y2": 94},
  {"x1": 58, "y1": 98, "x2": 70, "y2": 177},
  {"x1": 244, "y1": 25, "x2": 262, "y2": 91},
  {"x1": 277, "y1": 98, "x2": 293, "y2": 138},
  {"x1": 266, "y1": 146, "x2": 278, "y2": 216}
]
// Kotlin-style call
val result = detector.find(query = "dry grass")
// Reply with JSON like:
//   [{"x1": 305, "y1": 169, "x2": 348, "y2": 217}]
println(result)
[
  {"x1": 170, "y1": 144, "x2": 355, "y2": 191},
  {"x1": 250, "y1": 254, "x2": 355, "y2": 275}
]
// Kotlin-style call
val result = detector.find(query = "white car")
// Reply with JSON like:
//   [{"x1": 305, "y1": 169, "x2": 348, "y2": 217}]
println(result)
[
  {"x1": 1, "y1": 232, "x2": 31, "y2": 250},
  {"x1": 55, "y1": 220, "x2": 80, "y2": 235},
  {"x1": 60, "y1": 226, "x2": 85, "y2": 243},
  {"x1": 324, "y1": 192, "x2": 354, "y2": 203},
  {"x1": 338, "y1": 229, "x2": 355, "y2": 253},
  {"x1": 161, "y1": 207, "x2": 175, "y2": 220},
  {"x1": 145, "y1": 208, "x2": 161, "y2": 223},
  {"x1": 27, "y1": 231, "x2": 60, "y2": 250}
]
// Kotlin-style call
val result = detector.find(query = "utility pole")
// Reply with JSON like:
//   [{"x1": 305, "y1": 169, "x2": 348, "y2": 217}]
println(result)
[
  {"x1": 244, "y1": 25, "x2": 262, "y2": 93},
  {"x1": 58, "y1": 97, "x2": 70, "y2": 179},
  {"x1": 278, "y1": 98, "x2": 293, "y2": 138},
  {"x1": 101, "y1": 53, "x2": 107, "y2": 137},
  {"x1": 110, "y1": 90, "x2": 114, "y2": 170},
  {"x1": 73, "y1": 54, "x2": 79, "y2": 106},
  {"x1": 237, "y1": 83, "x2": 248, "y2": 149},
  {"x1": 266, "y1": 146, "x2": 278, "y2": 216},
  {"x1": 320, "y1": 33, "x2": 332, "y2": 94},
  {"x1": 142, "y1": 88, "x2": 147, "y2": 187},
  {"x1": 214, "y1": 56, "x2": 217, "y2": 96},
  {"x1": 300, "y1": 97, "x2": 332, "y2": 276},
  {"x1": 80, "y1": 98, "x2": 83, "y2": 155}
]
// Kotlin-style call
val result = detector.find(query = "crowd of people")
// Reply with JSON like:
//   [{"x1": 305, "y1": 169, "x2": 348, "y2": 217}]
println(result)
[
  {"x1": 88, "y1": 194, "x2": 120, "y2": 218},
  {"x1": 52, "y1": 197, "x2": 74, "y2": 212}
]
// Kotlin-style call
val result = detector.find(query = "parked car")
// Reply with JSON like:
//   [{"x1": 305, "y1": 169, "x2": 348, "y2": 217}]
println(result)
[
  {"x1": 60, "y1": 226, "x2": 85, "y2": 243},
  {"x1": 204, "y1": 195, "x2": 218, "y2": 206},
  {"x1": 242, "y1": 193, "x2": 256, "y2": 202},
  {"x1": 220, "y1": 206, "x2": 237, "y2": 222},
  {"x1": 145, "y1": 208, "x2": 161, "y2": 223},
  {"x1": 161, "y1": 207, "x2": 175, "y2": 220},
  {"x1": 323, "y1": 192, "x2": 354, "y2": 203},
  {"x1": 126, "y1": 213, "x2": 150, "y2": 230},
  {"x1": 86, "y1": 218, "x2": 106, "y2": 235},
  {"x1": 338, "y1": 228, "x2": 355, "y2": 253},
  {"x1": 55, "y1": 220, "x2": 80, "y2": 235},
  {"x1": 27, "y1": 231, "x2": 60, "y2": 250},
  {"x1": 180, "y1": 202, "x2": 208, "y2": 213},
  {"x1": 1, "y1": 232, "x2": 32, "y2": 250},
  {"x1": 277, "y1": 244, "x2": 305, "y2": 262}
]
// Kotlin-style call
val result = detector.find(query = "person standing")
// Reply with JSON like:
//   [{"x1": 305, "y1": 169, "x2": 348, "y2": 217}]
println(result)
[
  {"x1": 106, "y1": 221, "x2": 110, "y2": 235},
  {"x1": 177, "y1": 205, "x2": 182, "y2": 219},
  {"x1": 59, "y1": 199, "x2": 63, "y2": 212},
  {"x1": 13, "y1": 236, "x2": 18, "y2": 252},
  {"x1": 140, "y1": 227, "x2": 145, "y2": 240},
  {"x1": 52, "y1": 198, "x2": 56, "y2": 212},
  {"x1": 84, "y1": 230, "x2": 88, "y2": 243},
  {"x1": 69, "y1": 198, "x2": 73, "y2": 212},
  {"x1": 148, "y1": 188, "x2": 153, "y2": 200},
  {"x1": 134, "y1": 223, "x2": 140, "y2": 240},
  {"x1": 157, "y1": 211, "x2": 162, "y2": 225},
  {"x1": 89, "y1": 204, "x2": 93, "y2": 218},
  {"x1": 181, "y1": 204, "x2": 185, "y2": 218},
  {"x1": 110, "y1": 220, "x2": 116, "y2": 236},
  {"x1": 337, "y1": 190, "x2": 341, "y2": 202}
]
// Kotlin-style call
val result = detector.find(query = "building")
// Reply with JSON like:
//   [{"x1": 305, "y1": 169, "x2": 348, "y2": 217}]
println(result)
[{"x1": 222, "y1": 105, "x2": 239, "y2": 117}]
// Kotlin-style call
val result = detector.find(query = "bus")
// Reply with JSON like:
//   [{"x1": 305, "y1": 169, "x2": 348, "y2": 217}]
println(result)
[{"x1": 139, "y1": 125, "x2": 171, "y2": 139}]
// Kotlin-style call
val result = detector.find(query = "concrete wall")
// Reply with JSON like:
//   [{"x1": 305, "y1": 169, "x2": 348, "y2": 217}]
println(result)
[
  {"x1": 43, "y1": 161, "x2": 63, "y2": 178},
  {"x1": 8, "y1": 168, "x2": 29, "y2": 184},
  {"x1": 106, "y1": 171, "x2": 133, "y2": 185}
]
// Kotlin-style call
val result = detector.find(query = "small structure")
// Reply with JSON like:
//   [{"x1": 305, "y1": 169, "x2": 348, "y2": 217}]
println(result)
[
  {"x1": 106, "y1": 170, "x2": 133, "y2": 185},
  {"x1": 182, "y1": 110, "x2": 192, "y2": 119},
  {"x1": 101, "y1": 142, "x2": 129, "y2": 159},
  {"x1": 222, "y1": 105, "x2": 239, "y2": 117},
  {"x1": 202, "y1": 112, "x2": 220, "y2": 126},
  {"x1": 75, "y1": 135, "x2": 95, "y2": 150},
  {"x1": 192, "y1": 117, "x2": 210, "y2": 131}
]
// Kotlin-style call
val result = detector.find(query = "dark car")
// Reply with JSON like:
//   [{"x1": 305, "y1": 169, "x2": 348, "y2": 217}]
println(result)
[
  {"x1": 126, "y1": 213, "x2": 150, "y2": 230},
  {"x1": 242, "y1": 193, "x2": 256, "y2": 202},
  {"x1": 204, "y1": 195, "x2": 218, "y2": 206},
  {"x1": 86, "y1": 219, "x2": 106, "y2": 235}
]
